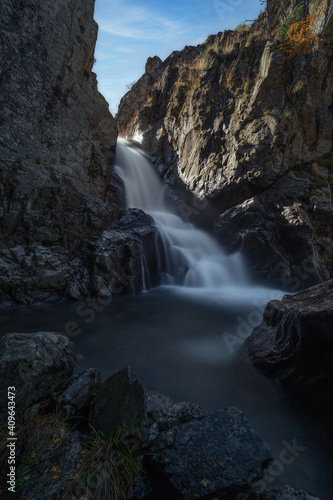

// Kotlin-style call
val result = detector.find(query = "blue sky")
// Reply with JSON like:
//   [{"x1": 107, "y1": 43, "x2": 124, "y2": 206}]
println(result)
[{"x1": 93, "y1": 0, "x2": 263, "y2": 115}]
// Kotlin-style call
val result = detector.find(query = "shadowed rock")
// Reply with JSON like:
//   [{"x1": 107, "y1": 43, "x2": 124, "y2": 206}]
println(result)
[
  {"x1": 246, "y1": 280, "x2": 333, "y2": 411},
  {"x1": 215, "y1": 172, "x2": 330, "y2": 290},
  {"x1": 0, "y1": 332, "x2": 76, "y2": 422},
  {"x1": 16, "y1": 431, "x2": 83, "y2": 500},
  {"x1": 145, "y1": 407, "x2": 272, "y2": 499},
  {"x1": 0, "y1": 0, "x2": 161, "y2": 308},
  {"x1": 89, "y1": 367, "x2": 147, "y2": 438},
  {"x1": 56, "y1": 367, "x2": 102, "y2": 417}
]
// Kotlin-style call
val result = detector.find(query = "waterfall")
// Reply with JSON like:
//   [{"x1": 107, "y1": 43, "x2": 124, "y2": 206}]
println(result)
[{"x1": 115, "y1": 139, "x2": 254, "y2": 294}]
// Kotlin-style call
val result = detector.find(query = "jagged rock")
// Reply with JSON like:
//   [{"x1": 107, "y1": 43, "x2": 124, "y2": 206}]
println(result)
[
  {"x1": 0, "y1": 207, "x2": 159, "y2": 308},
  {"x1": 87, "y1": 208, "x2": 160, "y2": 296},
  {"x1": 145, "y1": 407, "x2": 272, "y2": 499},
  {"x1": 89, "y1": 367, "x2": 147, "y2": 439},
  {"x1": 145, "y1": 56, "x2": 163, "y2": 77},
  {"x1": 0, "y1": 332, "x2": 75, "y2": 422},
  {"x1": 56, "y1": 368, "x2": 102, "y2": 417},
  {"x1": 118, "y1": 3, "x2": 333, "y2": 211},
  {"x1": 16, "y1": 431, "x2": 83, "y2": 500},
  {"x1": 246, "y1": 280, "x2": 333, "y2": 410},
  {"x1": 215, "y1": 172, "x2": 330, "y2": 289},
  {"x1": 117, "y1": 1, "x2": 333, "y2": 282}
]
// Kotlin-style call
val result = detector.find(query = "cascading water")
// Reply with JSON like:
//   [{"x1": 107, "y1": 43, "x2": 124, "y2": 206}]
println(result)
[
  {"x1": 115, "y1": 139, "x2": 251, "y2": 294},
  {"x1": 115, "y1": 138, "x2": 288, "y2": 310}
]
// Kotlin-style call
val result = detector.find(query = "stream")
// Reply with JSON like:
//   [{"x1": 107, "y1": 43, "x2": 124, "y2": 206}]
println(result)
[{"x1": 0, "y1": 140, "x2": 332, "y2": 498}]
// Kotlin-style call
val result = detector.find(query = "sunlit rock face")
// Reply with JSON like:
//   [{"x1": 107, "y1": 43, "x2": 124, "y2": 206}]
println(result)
[
  {"x1": 118, "y1": 2, "x2": 333, "y2": 212},
  {"x1": 117, "y1": 0, "x2": 333, "y2": 285}
]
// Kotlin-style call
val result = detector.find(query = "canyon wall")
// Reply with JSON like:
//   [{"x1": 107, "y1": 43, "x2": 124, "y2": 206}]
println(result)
[
  {"x1": 0, "y1": 0, "x2": 159, "y2": 308},
  {"x1": 118, "y1": 0, "x2": 333, "y2": 289}
]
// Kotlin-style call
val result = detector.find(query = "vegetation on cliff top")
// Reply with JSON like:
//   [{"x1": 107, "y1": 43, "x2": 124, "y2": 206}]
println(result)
[{"x1": 277, "y1": 0, "x2": 329, "y2": 58}]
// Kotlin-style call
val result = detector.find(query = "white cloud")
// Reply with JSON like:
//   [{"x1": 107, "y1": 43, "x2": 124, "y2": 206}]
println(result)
[{"x1": 96, "y1": 2, "x2": 183, "y2": 40}]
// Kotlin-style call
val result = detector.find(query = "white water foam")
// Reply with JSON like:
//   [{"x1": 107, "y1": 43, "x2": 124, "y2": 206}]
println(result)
[{"x1": 115, "y1": 139, "x2": 285, "y2": 303}]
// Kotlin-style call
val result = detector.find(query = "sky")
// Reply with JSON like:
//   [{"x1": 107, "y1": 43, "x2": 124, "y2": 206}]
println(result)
[{"x1": 93, "y1": 0, "x2": 264, "y2": 115}]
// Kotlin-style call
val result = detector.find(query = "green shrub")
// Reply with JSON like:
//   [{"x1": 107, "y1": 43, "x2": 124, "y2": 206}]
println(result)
[
  {"x1": 62, "y1": 426, "x2": 143, "y2": 500},
  {"x1": 276, "y1": 5, "x2": 304, "y2": 40}
]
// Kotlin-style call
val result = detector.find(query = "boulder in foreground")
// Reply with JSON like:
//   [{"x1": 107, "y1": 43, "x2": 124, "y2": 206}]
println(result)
[
  {"x1": 89, "y1": 366, "x2": 147, "y2": 438},
  {"x1": 0, "y1": 332, "x2": 75, "y2": 421},
  {"x1": 146, "y1": 407, "x2": 272, "y2": 499}
]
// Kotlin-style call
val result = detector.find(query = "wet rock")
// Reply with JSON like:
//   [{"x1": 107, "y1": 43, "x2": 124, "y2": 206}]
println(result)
[
  {"x1": 246, "y1": 280, "x2": 333, "y2": 410},
  {"x1": 215, "y1": 173, "x2": 330, "y2": 290},
  {"x1": 0, "y1": 332, "x2": 75, "y2": 422},
  {"x1": 146, "y1": 407, "x2": 272, "y2": 499},
  {"x1": 0, "y1": 206, "x2": 159, "y2": 307},
  {"x1": 57, "y1": 368, "x2": 102, "y2": 417},
  {"x1": 90, "y1": 367, "x2": 147, "y2": 439},
  {"x1": 16, "y1": 431, "x2": 83, "y2": 500},
  {"x1": 87, "y1": 209, "x2": 159, "y2": 296}
]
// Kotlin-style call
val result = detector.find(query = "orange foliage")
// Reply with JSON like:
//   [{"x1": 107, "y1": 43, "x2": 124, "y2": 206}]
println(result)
[{"x1": 279, "y1": 0, "x2": 328, "y2": 58}]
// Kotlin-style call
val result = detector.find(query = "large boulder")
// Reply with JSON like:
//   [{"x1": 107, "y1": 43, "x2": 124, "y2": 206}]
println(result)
[
  {"x1": 89, "y1": 367, "x2": 147, "y2": 438},
  {"x1": 0, "y1": 332, "x2": 76, "y2": 421},
  {"x1": 145, "y1": 407, "x2": 272, "y2": 499},
  {"x1": 246, "y1": 280, "x2": 333, "y2": 411},
  {"x1": 215, "y1": 172, "x2": 330, "y2": 290}
]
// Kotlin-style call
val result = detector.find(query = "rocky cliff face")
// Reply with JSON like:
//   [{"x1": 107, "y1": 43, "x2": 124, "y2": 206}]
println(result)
[
  {"x1": 117, "y1": 0, "x2": 333, "y2": 289},
  {"x1": 0, "y1": 0, "x2": 159, "y2": 308},
  {"x1": 0, "y1": 0, "x2": 117, "y2": 201}
]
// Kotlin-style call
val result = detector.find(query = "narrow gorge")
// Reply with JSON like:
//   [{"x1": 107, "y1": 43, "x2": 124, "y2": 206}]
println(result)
[{"x1": 0, "y1": 0, "x2": 332, "y2": 499}]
